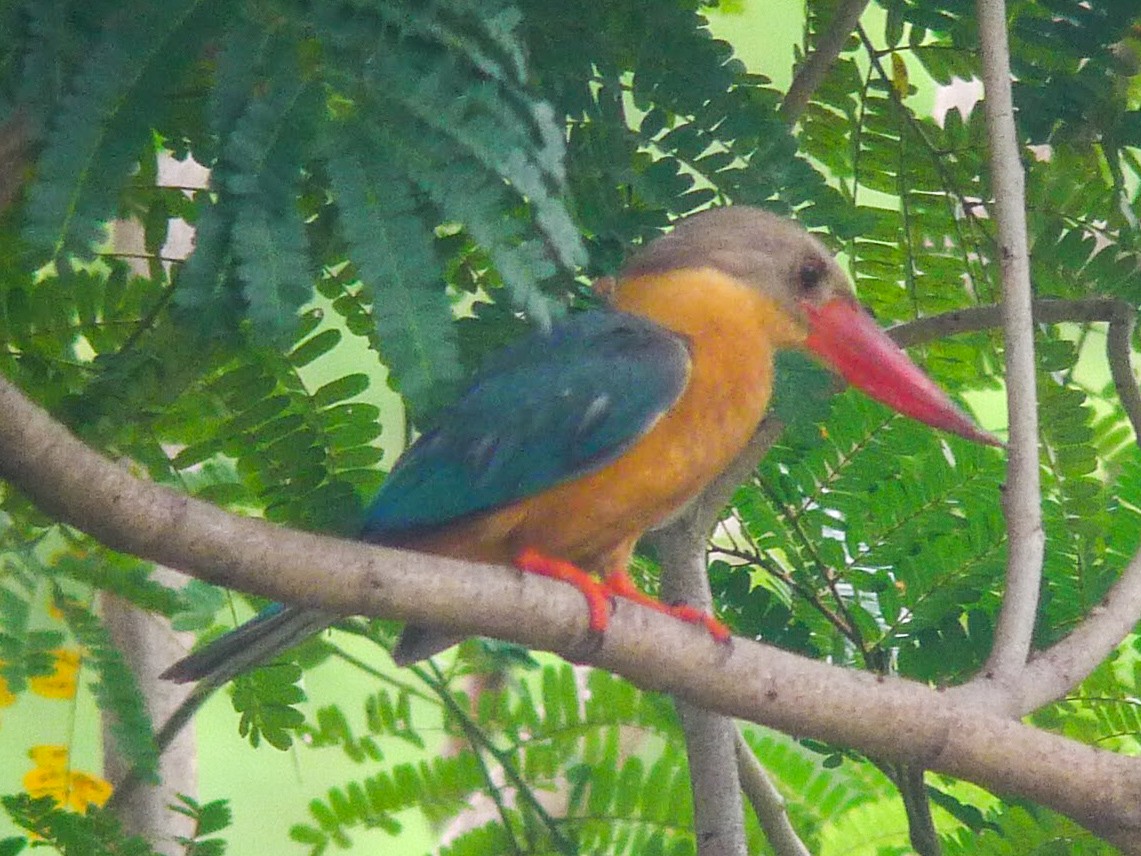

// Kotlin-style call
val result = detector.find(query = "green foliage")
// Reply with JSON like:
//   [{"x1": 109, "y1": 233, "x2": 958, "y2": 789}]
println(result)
[
  {"x1": 52, "y1": 590, "x2": 160, "y2": 784},
  {"x1": 0, "y1": 539, "x2": 64, "y2": 692},
  {"x1": 2, "y1": 0, "x2": 1141, "y2": 853},
  {"x1": 290, "y1": 663, "x2": 693, "y2": 855},
  {"x1": 728, "y1": 390, "x2": 1007, "y2": 676},
  {"x1": 23, "y1": 0, "x2": 222, "y2": 260},
  {"x1": 50, "y1": 549, "x2": 185, "y2": 619},
  {"x1": 323, "y1": 130, "x2": 462, "y2": 421},
  {"x1": 1, "y1": 795, "x2": 160, "y2": 856},
  {"x1": 230, "y1": 662, "x2": 306, "y2": 750},
  {"x1": 941, "y1": 803, "x2": 1112, "y2": 855},
  {"x1": 738, "y1": 727, "x2": 890, "y2": 850},
  {"x1": 172, "y1": 795, "x2": 233, "y2": 856}
]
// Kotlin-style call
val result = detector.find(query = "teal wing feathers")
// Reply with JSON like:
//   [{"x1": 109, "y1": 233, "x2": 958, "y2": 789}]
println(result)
[{"x1": 361, "y1": 309, "x2": 691, "y2": 538}]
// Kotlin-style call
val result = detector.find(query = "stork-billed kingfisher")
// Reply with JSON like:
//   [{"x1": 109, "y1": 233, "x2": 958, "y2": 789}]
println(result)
[{"x1": 163, "y1": 206, "x2": 997, "y2": 683}]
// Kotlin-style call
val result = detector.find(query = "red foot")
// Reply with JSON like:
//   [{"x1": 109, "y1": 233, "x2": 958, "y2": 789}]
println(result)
[
  {"x1": 604, "y1": 571, "x2": 732, "y2": 644},
  {"x1": 515, "y1": 548, "x2": 611, "y2": 633},
  {"x1": 514, "y1": 549, "x2": 732, "y2": 644}
]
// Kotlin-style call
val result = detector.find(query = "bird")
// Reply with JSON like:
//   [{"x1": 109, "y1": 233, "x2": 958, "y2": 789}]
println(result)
[{"x1": 162, "y1": 205, "x2": 998, "y2": 684}]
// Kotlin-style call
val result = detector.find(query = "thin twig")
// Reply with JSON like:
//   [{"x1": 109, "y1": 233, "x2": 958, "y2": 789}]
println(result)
[
  {"x1": 108, "y1": 681, "x2": 217, "y2": 811},
  {"x1": 781, "y1": 0, "x2": 872, "y2": 124},
  {"x1": 892, "y1": 298, "x2": 1141, "y2": 447},
  {"x1": 417, "y1": 662, "x2": 577, "y2": 855},
  {"x1": 1106, "y1": 305, "x2": 1141, "y2": 445},
  {"x1": 714, "y1": 542, "x2": 856, "y2": 640},
  {"x1": 882, "y1": 762, "x2": 941, "y2": 856},
  {"x1": 855, "y1": 24, "x2": 996, "y2": 305},
  {"x1": 734, "y1": 730, "x2": 810, "y2": 856},
  {"x1": 755, "y1": 475, "x2": 869, "y2": 658}
]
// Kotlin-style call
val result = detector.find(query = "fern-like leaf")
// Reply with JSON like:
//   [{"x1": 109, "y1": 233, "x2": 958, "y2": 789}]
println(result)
[
  {"x1": 24, "y1": 0, "x2": 220, "y2": 259},
  {"x1": 53, "y1": 591, "x2": 159, "y2": 784},
  {"x1": 325, "y1": 131, "x2": 462, "y2": 421}
]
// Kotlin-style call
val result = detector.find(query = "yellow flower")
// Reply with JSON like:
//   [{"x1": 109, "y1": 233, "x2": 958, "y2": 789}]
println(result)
[
  {"x1": 0, "y1": 671, "x2": 16, "y2": 708},
  {"x1": 23, "y1": 765, "x2": 68, "y2": 804},
  {"x1": 67, "y1": 771, "x2": 112, "y2": 811},
  {"x1": 23, "y1": 745, "x2": 112, "y2": 812},
  {"x1": 29, "y1": 648, "x2": 81, "y2": 700},
  {"x1": 28, "y1": 745, "x2": 69, "y2": 771}
]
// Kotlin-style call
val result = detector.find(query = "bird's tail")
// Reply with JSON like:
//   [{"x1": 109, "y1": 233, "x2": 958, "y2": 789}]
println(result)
[
  {"x1": 391, "y1": 625, "x2": 462, "y2": 666},
  {"x1": 161, "y1": 605, "x2": 337, "y2": 685}
]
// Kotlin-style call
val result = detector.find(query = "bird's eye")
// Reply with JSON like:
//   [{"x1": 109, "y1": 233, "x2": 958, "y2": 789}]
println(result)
[{"x1": 797, "y1": 257, "x2": 827, "y2": 294}]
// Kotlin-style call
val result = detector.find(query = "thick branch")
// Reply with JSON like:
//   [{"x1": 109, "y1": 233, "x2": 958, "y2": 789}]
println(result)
[
  {"x1": 3, "y1": 378, "x2": 1141, "y2": 848},
  {"x1": 977, "y1": 0, "x2": 1046, "y2": 683},
  {"x1": 780, "y1": 0, "x2": 872, "y2": 124}
]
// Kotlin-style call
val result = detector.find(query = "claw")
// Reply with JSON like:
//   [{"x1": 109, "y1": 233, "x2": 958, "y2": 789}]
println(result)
[
  {"x1": 603, "y1": 570, "x2": 731, "y2": 643},
  {"x1": 515, "y1": 547, "x2": 611, "y2": 633},
  {"x1": 513, "y1": 549, "x2": 732, "y2": 644}
]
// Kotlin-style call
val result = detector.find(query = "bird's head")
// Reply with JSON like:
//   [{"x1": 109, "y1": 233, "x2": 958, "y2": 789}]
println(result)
[{"x1": 620, "y1": 206, "x2": 1000, "y2": 446}]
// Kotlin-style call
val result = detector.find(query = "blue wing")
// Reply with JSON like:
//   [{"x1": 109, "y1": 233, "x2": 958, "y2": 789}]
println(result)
[
  {"x1": 163, "y1": 310, "x2": 690, "y2": 683},
  {"x1": 362, "y1": 310, "x2": 691, "y2": 537}
]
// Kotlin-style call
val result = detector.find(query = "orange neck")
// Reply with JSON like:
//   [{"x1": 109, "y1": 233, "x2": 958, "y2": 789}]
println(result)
[
  {"x1": 613, "y1": 267, "x2": 805, "y2": 493},
  {"x1": 614, "y1": 266, "x2": 806, "y2": 352}
]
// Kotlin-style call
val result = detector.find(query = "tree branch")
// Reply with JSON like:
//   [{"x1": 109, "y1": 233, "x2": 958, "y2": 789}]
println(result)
[
  {"x1": 4, "y1": 377, "x2": 1141, "y2": 848},
  {"x1": 734, "y1": 730, "x2": 810, "y2": 856},
  {"x1": 893, "y1": 297, "x2": 1141, "y2": 713},
  {"x1": 1106, "y1": 304, "x2": 1141, "y2": 445},
  {"x1": 880, "y1": 762, "x2": 941, "y2": 856},
  {"x1": 645, "y1": 422, "x2": 786, "y2": 855},
  {"x1": 890, "y1": 297, "x2": 1141, "y2": 443},
  {"x1": 969, "y1": 545, "x2": 1141, "y2": 715},
  {"x1": 780, "y1": 0, "x2": 872, "y2": 124},
  {"x1": 101, "y1": 586, "x2": 197, "y2": 853},
  {"x1": 662, "y1": 1, "x2": 873, "y2": 835},
  {"x1": 649, "y1": 518, "x2": 747, "y2": 856},
  {"x1": 0, "y1": 110, "x2": 32, "y2": 216},
  {"x1": 975, "y1": 0, "x2": 1046, "y2": 685}
]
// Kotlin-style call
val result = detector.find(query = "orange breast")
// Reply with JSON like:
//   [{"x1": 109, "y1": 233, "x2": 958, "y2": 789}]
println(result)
[{"x1": 407, "y1": 268, "x2": 806, "y2": 574}]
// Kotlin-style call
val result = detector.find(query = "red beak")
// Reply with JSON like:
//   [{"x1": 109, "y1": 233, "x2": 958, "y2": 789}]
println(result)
[{"x1": 802, "y1": 296, "x2": 1002, "y2": 447}]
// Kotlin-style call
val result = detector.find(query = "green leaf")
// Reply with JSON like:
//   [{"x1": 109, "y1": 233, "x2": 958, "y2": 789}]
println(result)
[
  {"x1": 232, "y1": 662, "x2": 307, "y2": 750},
  {"x1": 25, "y1": 0, "x2": 221, "y2": 258},
  {"x1": 2, "y1": 795, "x2": 160, "y2": 856},
  {"x1": 53, "y1": 591, "x2": 160, "y2": 783},
  {"x1": 231, "y1": 204, "x2": 312, "y2": 340},
  {"x1": 312, "y1": 374, "x2": 371, "y2": 409},
  {"x1": 325, "y1": 132, "x2": 462, "y2": 420}
]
